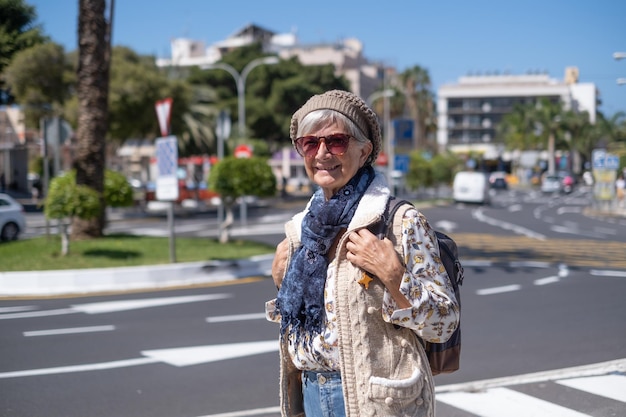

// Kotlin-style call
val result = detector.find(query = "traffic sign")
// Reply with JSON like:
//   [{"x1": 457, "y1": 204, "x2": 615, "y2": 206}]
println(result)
[
  {"x1": 592, "y1": 149, "x2": 620, "y2": 170},
  {"x1": 606, "y1": 155, "x2": 620, "y2": 170},
  {"x1": 234, "y1": 144, "x2": 252, "y2": 158},
  {"x1": 155, "y1": 98, "x2": 173, "y2": 137},
  {"x1": 155, "y1": 136, "x2": 179, "y2": 201},
  {"x1": 394, "y1": 154, "x2": 410, "y2": 173}
]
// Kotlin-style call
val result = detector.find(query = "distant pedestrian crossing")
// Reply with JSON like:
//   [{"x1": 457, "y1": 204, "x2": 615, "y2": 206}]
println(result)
[
  {"x1": 438, "y1": 386, "x2": 592, "y2": 417},
  {"x1": 435, "y1": 359, "x2": 626, "y2": 417}
]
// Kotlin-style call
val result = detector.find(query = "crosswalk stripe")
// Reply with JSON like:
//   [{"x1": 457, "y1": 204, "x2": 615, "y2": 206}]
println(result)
[
  {"x1": 557, "y1": 374, "x2": 626, "y2": 403},
  {"x1": 476, "y1": 284, "x2": 521, "y2": 295},
  {"x1": 437, "y1": 387, "x2": 591, "y2": 417}
]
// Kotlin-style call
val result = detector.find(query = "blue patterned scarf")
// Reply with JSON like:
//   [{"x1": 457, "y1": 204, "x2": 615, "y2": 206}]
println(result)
[{"x1": 276, "y1": 166, "x2": 375, "y2": 342}]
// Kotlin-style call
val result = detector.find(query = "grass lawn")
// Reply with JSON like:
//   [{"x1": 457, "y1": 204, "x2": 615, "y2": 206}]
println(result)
[{"x1": 0, "y1": 234, "x2": 276, "y2": 272}]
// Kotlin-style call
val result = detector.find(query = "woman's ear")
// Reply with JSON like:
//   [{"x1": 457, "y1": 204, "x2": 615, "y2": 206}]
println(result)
[{"x1": 359, "y1": 141, "x2": 373, "y2": 167}]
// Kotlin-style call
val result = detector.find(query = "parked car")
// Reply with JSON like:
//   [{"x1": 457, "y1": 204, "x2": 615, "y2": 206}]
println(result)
[
  {"x1": 541, "y1": 174, "x2": 561, "y2": 193},
  {"x1": 541, "y1": 172, "x2": 575, "y2": 194},
  {"x1": 0, "y1": 193, "x2": 26, "y2": 241},
  {"x1": 453, "y1": 171, "x2": 491, "y2": 204},
  {"x1": 488, "y1": 171, "x2": 508, "y2": 190}
]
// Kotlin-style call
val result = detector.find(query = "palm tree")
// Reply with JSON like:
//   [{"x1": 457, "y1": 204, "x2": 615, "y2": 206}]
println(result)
[
  {"x1": 531, "y1": 98, "x2": 566, "y2": 174},
  {"x1": 499, "y1": 103, "x2": 542, "y2": 151},
  {"x1": 178, "y1": 85, "x2": 221, "y2": 156},
  {"x1": 399, "y1": 65, "x2": 435, "y2": 151},
  {"x1": 72, "y1": 0, "x2": 114, "y2": 239},
  {"x1": 560, "y1": 109, "x2": 592, "y2": 173}
]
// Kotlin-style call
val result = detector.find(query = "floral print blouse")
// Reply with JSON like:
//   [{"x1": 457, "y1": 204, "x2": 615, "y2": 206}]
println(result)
[{"x1": 265, "y1": 207, "x2": 458, "y2": 372}]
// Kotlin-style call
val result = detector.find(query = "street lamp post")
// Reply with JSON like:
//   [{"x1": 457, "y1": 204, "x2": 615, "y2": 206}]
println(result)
[
  {"x1": 202, "y1": 56, "x2": 279, "y2": 227},
  {"x1": 202, "y1": 56, "x2": 279, "y2": 138}
]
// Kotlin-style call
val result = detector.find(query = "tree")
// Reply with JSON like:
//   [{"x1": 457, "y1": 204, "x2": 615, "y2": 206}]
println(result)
[
  {"x1": 3, "y1": 42, "x2": 72, "y2": 126},
  {"x1": 208, "y1": 156, "x2": 276, "y2": 243},
  {"x1": 431, "y1": 152, "x2": 463, "y2": 191},
  {"x1": 532, "y1": 98, "x2": 566, "y2": 174},
  {"x1": 499, "y1": 103, "x2": 543, "y2": 151},
  {"x1": 72, "y1": 0, "x2": 114, "y2": 240},
  {"x1": 405, "y1": 151, "x2": 433, "y2": 191},
  {"x1": 399, "y1": 65, "x2": 436, "y2": 151},
  {"x1": 177, "y1": 84, "x2": 220, "y2": 156},
  {"x1": 0, "y1": 0, "x2": 47, "y2": 75},
  {"x1": 188, "y1": 46, "x2": 349, "y2": 150},
  {"x1": 44, "y1": 173, "x2": 100, "y2": 255},
  {"x1": 44, "y1": 169, "x2": 133, "y2": 255},
  {"x1": 106, "y1": 47, "x2": 193, "y2": 143}
]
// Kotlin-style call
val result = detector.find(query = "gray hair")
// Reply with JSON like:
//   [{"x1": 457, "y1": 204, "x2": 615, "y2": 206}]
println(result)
[{"x1": 297, "y1": 109, "x2": 369, "y2": 145}]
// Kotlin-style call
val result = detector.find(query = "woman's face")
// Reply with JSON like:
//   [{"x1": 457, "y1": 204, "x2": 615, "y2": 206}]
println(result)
[{"x1": 301, "y1": 123, "x2": 372, "y2": 200}]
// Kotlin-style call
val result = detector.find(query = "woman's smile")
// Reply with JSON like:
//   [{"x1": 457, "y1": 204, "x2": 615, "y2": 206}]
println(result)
[{"x1": 315, "y1": 163, "x2": 341, "y2": 172}]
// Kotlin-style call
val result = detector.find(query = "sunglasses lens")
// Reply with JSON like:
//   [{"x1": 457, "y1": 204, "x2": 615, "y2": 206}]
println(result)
[
  {"x1": 295, "y1": 136, "x2": 319, "y2": 156},
  {"x1": 325, "y1": 134, "x2": 350, "y2": 154},
  {"x1": 295, "y1": 134, "x2": 351, "y2": 157}
]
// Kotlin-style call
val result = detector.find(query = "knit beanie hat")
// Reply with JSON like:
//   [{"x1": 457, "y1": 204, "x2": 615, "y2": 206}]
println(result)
[{"x1": 290, "y1": 90, "x2": 382, "y2": 166}]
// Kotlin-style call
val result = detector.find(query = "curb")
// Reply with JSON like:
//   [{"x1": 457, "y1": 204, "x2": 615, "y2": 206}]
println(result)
[{"x1": 0, "y1": 254, "x2": 275, "y2": 297}]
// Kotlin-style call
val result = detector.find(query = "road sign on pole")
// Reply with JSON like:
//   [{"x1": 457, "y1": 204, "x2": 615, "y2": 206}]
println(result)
[
  {"x1": 155, "y1": 136, "x2": 179, "y2": 201},
  {"x1": 155, "y1": 98, "x2": 173, "y2": 137}
]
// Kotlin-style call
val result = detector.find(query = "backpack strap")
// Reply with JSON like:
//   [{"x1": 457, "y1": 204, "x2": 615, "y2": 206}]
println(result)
[{"x1": 380, "y1": 196, "x2": 414, "y2": 252}]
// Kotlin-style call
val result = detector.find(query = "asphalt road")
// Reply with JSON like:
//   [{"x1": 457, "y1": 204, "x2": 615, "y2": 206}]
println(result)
[{"x1": 2, "y1": 186, "x2": 626, "y2": 416}]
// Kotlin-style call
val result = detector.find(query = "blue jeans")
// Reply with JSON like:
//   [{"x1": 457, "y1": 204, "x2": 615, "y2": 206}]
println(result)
[{"x1": 302, "y1": 371, "x2": 346, "y2": 417}]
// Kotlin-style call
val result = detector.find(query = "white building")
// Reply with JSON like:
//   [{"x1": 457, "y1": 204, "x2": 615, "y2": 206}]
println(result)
[
  {"x1": 436, "y1": 67, "x2": 598, "y2": 160},
  {"x1": 156, "y1": 24, "x2": 384, "y2": 101}
]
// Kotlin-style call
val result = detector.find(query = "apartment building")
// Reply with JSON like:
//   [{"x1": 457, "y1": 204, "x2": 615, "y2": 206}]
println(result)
[{"x1": 436, "y1": 67, "x2": 598, "y2": 161}]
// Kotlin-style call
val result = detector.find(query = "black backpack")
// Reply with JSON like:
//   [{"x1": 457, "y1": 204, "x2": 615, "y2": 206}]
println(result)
[{"x1": 376, "y1": 197, "x2": 464, "y2": 375}]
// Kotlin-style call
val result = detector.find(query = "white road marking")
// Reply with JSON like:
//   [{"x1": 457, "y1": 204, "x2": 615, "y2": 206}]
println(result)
[
  {"x1": 71, "y1": 294, "x2": 232, "y2": 314},
  {"x1": 436, "y1": 358, "x2": 626, "y2": 393},
  {"x1": 0, "y1": 308, "x2": 76, "y2": 320},
  {"x1": 142, "y1": 340, "x2": 278, "y2": 366},
  {"x1": 437, "y1": 387, "x2": 591, "y2": 417},
  {"x1": 434, "y1": 220, "x2": 457, "y2": 233},
  {"x1": 23, "y1": 325, "x2": 116, "y2": 337},
  {"x1": 550, "y1": 225, "x2": 601, "y2": 238},
  {"x1": 0, "y1": 358, "x2": 157, "y2": 379},
  {"x1": 206, "y1": 313, "x2": 266, "y2": 323},
  {"x1": 0, "y1": 306, "x2": 37, "y2": 313},
  {"x1": 534, "y1": 276, "x2": 560, "y2": 285},
  {"x1": 196, "y1": 407, "x2": 281, "y2": 417},
  {"x1": 473, "y1": 208, "x2": 547, "y2": 240},
  {"x1": 557, "y1": 207, "x2": 582, "y2": 215},
  {"x1": 590, "y1": 270, "x2": 626, "y2": 277},
  {"x1": 0, "y1": 294, "x2": 232, "y2": 319},
  {"x1": 509, "y1": 261, "x2": 551, "y2": 268},
  {"x1": 557, "y1": 374, "x2": 626, "y2": 403},
  {"x1": 476, "y1": 284, "x2": 521, "y2": 295},
  {"x1": 0, "y1": 340, "x2": 279, "y2": 379}
]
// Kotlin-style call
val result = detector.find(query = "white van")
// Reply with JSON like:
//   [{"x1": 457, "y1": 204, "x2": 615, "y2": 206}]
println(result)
[{"x1": 453, "y1": 171, "x2": 490, "y2": 204}]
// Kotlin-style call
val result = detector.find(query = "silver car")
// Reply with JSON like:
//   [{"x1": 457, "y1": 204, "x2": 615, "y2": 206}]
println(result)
[
  {"x1": 540, "y1": 174, "x2": 563, "y2": 194},
  {"x1": 0, "y1": 193, "x2": 27, "y2": 241}
]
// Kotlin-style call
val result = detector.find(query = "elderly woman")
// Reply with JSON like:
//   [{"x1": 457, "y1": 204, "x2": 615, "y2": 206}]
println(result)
[{"x1": 266, "y1": 90, "x2": 459, "y2": 417}]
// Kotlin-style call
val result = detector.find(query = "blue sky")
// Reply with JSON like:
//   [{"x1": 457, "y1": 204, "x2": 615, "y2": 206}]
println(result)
[{"x1": 28, "y1": 0, "x2": 626, "y2": 116}]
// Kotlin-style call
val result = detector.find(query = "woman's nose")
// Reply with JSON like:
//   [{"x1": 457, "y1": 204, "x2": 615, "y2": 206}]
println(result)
[{"x1": 315, "y1": 139, "x2": 330, "y2": 157}]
